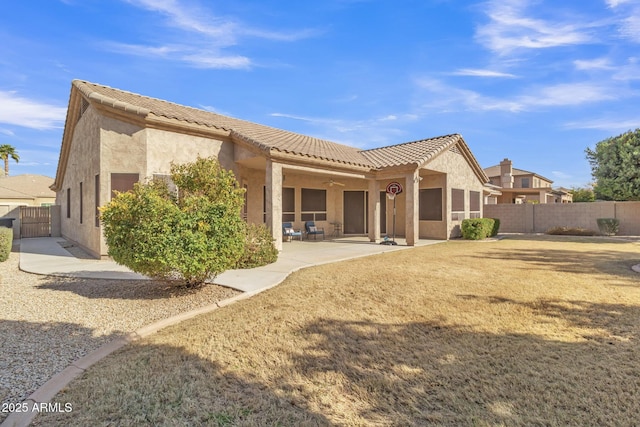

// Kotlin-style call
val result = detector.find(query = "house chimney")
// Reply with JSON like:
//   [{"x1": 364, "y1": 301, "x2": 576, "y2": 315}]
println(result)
[{"x1": 500, "y1": 158, "x2": 513, "y2": 188}]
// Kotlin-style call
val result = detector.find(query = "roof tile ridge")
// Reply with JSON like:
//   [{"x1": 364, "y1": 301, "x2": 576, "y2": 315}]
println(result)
[
  {"x1": 229, "y1": 130, "x2": 273, "y2": 153},
  {"x1": 360, "y1": 133, "x2": 460, "y2": 154},
  {"x1": 74, "y1": 80, "x2": 231, "y2": 128},
  {"x1": 74, "y1": 80, "x2": 150, "y2": 116}
]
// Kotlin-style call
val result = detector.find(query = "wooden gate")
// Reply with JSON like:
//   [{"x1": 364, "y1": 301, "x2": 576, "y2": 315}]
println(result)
[{"x1": 20, "y1": 206, "x2": 51, "y2": 238}]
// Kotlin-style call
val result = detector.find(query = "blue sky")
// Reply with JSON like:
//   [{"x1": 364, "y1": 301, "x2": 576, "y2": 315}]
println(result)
[{"x1": 1, "y1": 0, "x2": 639, "y2": 188}]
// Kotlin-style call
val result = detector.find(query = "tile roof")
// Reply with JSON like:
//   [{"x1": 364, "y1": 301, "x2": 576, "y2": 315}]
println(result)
[
  {"x1": 73, "y1": 80, "x2": 372, "y2": 168},
  {"x1": 361, "y1": 134, "x2": 462, "y2": 168},
  {"x1": 70, "y1": 81, "x2": 486, "y2": 178},
  {"x1": 0, "y1": 174, "x2": 55, "y2": 199}
]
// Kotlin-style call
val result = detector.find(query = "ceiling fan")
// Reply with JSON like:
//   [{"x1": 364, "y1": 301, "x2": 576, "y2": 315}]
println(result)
[{"x1": 324, "y1": 179, "x2": 346, "y2": 187}]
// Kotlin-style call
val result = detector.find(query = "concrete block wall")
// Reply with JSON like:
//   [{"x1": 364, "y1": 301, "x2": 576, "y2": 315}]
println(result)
[
  {"x1": 483, "y1": 204, "x2": 530, "y2": 233},
  {"x1": 485, "y1": 202, "x2": 640, "y2": 235},
  {"x1": 616, "y1": 202, "x2": 640, "y2": 235}
]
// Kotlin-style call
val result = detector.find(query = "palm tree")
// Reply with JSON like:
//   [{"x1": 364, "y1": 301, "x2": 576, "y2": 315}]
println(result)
[{"x1": 0, "y1": 144, "x2": 19, "y2": 177}]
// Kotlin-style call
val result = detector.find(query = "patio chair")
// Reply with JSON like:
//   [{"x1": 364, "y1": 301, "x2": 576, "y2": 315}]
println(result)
[
  {"x1": 282, "y1": 222, "x2": 302, "y2": 242},
  {"x1": 304, "y1": 221, "x2": 325, "y2": 240}
]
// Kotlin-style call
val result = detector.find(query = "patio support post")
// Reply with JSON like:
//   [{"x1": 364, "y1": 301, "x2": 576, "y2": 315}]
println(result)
[
  {"x1": 368, "y1": 179, "x2": 380, "y2": 242},
  {"x1": 405, "y1": 169, "x2": 420, "y2": 246},
  {"x1": 265, "y1": 159, "x2": 283, "y2": 251}
]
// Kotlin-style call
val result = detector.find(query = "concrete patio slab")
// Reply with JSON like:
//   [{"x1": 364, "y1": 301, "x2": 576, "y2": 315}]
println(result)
[{"x1": 18, "y1": 236, "x2": 443, "y2": 293}]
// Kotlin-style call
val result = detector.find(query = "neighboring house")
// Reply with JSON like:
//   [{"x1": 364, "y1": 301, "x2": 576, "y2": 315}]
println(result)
[
  {"x1": 484, "y1": 158, "x2": 573, "y2": 204},
  {"x1": 0, "y1": 174, "x2": 56, "y2": 238},
  {"x1": 51, "y1": 80, "x2": 490, "y2": 258},
  {"x1": 0, "y1": 174, "x2": 55, "y2": 207}
]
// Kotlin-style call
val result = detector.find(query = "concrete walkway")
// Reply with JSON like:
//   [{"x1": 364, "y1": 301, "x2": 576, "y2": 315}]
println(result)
[
  {"x1": 18, "y1": 236, "x2": 442, "y2": 292},
  {"x1": 4, "y1": 236, "x2": 441, "y2": 427}
]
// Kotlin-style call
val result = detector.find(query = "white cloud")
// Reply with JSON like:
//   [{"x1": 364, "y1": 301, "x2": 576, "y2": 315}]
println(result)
[
  {"x1": 476, "y1": 0, "x2": 595, "y2": 55},
  {"x1": 521, "y1": 83, "x2": 620, "y2": 107},
  {"x1": 111, "y1": 1, "x2": 317, "y2": 68},
  {"x1": 564, "y1": 117, "x2": 640, "y2": 131},
  {"x1": 103, "y1": 42, "x2": 251, "y2": 69},
  {"x1": 128, "y1": 0, "x2": 319, "y2": 41},
  {"x1": 269, "y1": 112, "x2": 412, "y2": 148},
  {"x1": 199, "y1": 105, "x2": 235, "y2": 117},
  {"x1": 574, "y1": 57, "x2": 614, "y2": 70},
  {"x1": 451, "y1": 68, "x2": 517, "y2": 78},
  {"x1": 0, "y1": 91, "x2": 66, "y2": 130},
  {"x1": 620, "y1": 13, "x2": 640, "y2": 42},
  {"x1": 415, "y1": 78, "x2": 523, "y2": 112},
  {"x1": 125, "y1": 0, "x2": 238, "y2": 42},
  {"x1": 415, "y1": 78, "x2": 627, "y2": 113},
  {"x1": 606, "y1": 0, "x2": 634, "y2": 8}
]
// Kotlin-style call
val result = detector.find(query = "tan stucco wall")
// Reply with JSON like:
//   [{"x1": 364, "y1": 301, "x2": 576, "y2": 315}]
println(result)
[
  {"x1": 57, "y1": 108, "x2": 236, "y2": 257},
  {"x1": 57, "y1": 106, "x2": 104, "y2": 257},
  {"x1": 418, "y1": 174, "x2": 447, "y2": 240},
  {"x1": 426, "y1": 148, "x2": 486, "y2": 238},
  {"x1": 145, "y1": 128, "x2": 234, "y2": 176}
]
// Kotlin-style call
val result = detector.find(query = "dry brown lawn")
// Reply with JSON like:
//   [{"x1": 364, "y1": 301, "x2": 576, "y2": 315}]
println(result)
[{"x1": 38, "y1": 235, "x2": 640, "y2": 426}]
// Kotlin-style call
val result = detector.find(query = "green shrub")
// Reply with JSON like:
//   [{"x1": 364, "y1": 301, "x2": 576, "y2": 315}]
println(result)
[
  {"x1": 596, "y1": 218, "x2": 619, "y2": 236},
  {"x1": 100, "y1": 157, "x2": 247, "y2": 287},
  {"x1": 546, "y1": 226, "x2": 597, "y2": 236},
  {"x1": 461, "y1": 218, "x2": 495, "y2": 240},
  {"x1": 490, "y1": 218, "x2": 501, "y2": 237},
  {"x1": 236, "y1": 223, "x2": 278, "y2": 269},
  {"x1": 0, "y1": 226, "x2": 12, "y2": 262}
]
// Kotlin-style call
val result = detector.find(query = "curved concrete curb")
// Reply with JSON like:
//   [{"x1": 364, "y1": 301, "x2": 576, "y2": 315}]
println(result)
[{"x1": 0, "y1": 290, "x2": 260, "y2": 427}]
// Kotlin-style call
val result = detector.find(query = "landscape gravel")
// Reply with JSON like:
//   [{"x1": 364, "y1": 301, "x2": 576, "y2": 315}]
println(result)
[{"x1": 0, "y1": 245, "x2": 240, "y2": 423}]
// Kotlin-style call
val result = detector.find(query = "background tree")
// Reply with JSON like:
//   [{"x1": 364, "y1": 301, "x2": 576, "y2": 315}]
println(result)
[
  {"x1": 0, "y1": 144, "x2": 19, "y2": 177},
  {"x1": 101, "y1": 157, "x2": 252, "y2": 287},
  {"x1": 570, "y1": 186, "x2": 595, "y2": 202},
  {"x1": 586, "y1": 129, "x2": 640, "y2": 201}
]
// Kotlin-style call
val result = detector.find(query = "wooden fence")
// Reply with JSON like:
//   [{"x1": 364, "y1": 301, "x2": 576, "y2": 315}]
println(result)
[{"x1": 20, "y1": 206, "x2": 51, "y2": 238}]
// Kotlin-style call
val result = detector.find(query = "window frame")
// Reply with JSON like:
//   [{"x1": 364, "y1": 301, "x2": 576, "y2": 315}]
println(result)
[
  {"x1": 451, "y1": 188, "x2": 465, "y2": 221},
  {"x1": 282, "y1": 187, "x2": 295, "y2": 222},
  {"x1": 301, "y1": 188, "x2": 327, "y2": 222},
  {"x1": 419, "y1": 188, "x2": 443, "y2": 221}
]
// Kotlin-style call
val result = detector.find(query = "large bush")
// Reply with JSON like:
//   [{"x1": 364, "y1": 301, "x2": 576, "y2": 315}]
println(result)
[
  {"x1": 0, "y1": 226, "x2": 12, "y2": 262},
  {"x1": 461, "y1": 218, "x2": 498, "y2": 240},
  {"x1": 596, "y1": 218, "x2": 620, "y2": 236},
  {"x1": 100, "y1": 157, "x2": 249, "y2": 287}
]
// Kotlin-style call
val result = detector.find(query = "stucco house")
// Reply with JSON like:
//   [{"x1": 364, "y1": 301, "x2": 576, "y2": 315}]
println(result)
[
  {"x1": 51, "y1": 80, "x2": 489, "y2": 258},
  {"x1": 484, "y1": 158, "x2": 573, "y2": 204}
]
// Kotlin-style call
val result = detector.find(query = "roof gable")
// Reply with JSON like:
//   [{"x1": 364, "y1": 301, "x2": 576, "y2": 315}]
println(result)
[
  {"x1": 361, "y1": 134, "x2": 488, "y2": 182},
  {"x1": 361, "y1": 134, "x2": 461, "y2": 168}
]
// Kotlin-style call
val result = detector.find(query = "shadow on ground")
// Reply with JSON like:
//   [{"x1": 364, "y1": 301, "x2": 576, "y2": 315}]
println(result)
[
  {"x1": 36, "y1": 299, "x2": 640, "y2": 426},
  {"x1": 35, "y1": 277, "x2": 208, "y2": 300},
  {"x1": 469, "y1": 246, "x2": 640, "y2": 281},
  {"x1": 0, "y1": 320, "x2": 123, "y2": 425}
]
